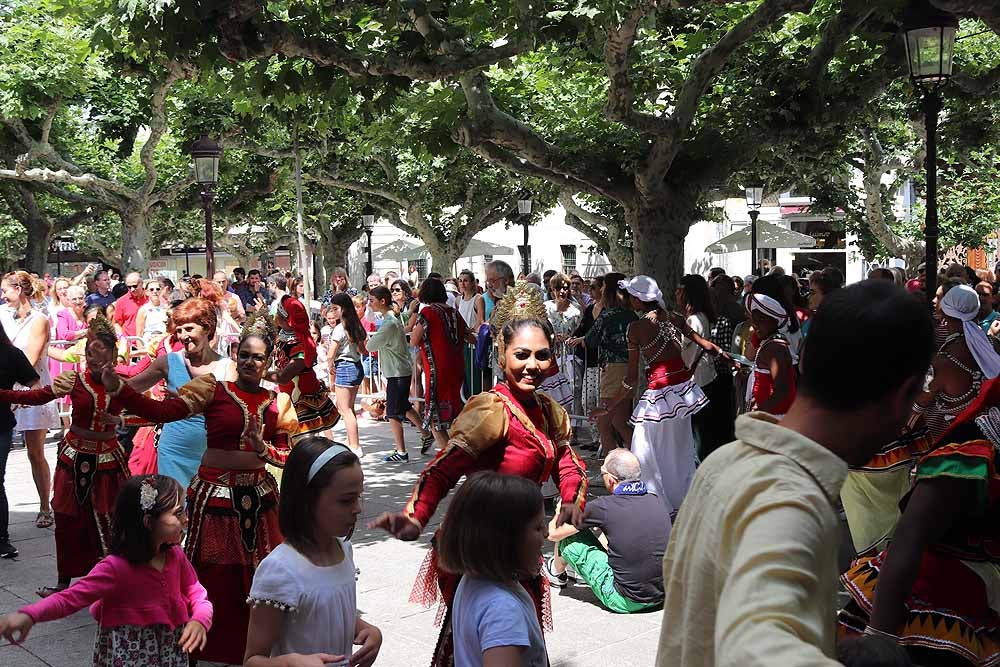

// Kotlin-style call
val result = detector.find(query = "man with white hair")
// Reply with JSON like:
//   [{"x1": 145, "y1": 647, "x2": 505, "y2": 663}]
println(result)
[
  {"x1": 545, "y1": 449, "x2": 671, "y2": 613},
  {"x1": 484, "y1": 259, "x2": 515, "y2": 321},
  {"x1": 214, "y1": 271, "x2": 246, "y2": 323}
]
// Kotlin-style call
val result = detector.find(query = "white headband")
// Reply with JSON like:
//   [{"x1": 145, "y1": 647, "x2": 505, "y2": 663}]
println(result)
[
  {"x1": 307, "y1": 444, "x2": 353, "y2": 483},
  {"x1": 746, "y1": 292, "x2": 788, "y2": 328}
]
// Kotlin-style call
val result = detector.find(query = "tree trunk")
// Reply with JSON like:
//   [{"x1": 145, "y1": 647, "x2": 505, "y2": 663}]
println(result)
[
  {"x1": 607, "y1": 241, "x2": 634, "y2": 274},
  {"x1": 627, "y1": 203, "x2": 688, "y2": 300},
  {"x1": 21, "y1": 217, "x2": 54, "y2": 275},
  {"x1": 319, "y1": 232, "x2": 357, "y2": 283},
  {"x1": 429, "y1": 246, "x2": 461, "y2": 277},
  {"x1": 120, "y1": 207, "x2": 150, "y2": 273}
]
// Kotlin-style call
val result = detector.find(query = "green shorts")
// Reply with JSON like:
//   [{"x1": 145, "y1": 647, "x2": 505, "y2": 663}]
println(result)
[{"x1": 558, "y1": 530, "x2": 661, "y2": 614}]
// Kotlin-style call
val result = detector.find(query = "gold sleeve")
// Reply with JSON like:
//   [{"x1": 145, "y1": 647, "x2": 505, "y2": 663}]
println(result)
[
  {"x1": 178, "y1": 375, "x2": 217, "y2": 414},
  {"x1": 447, "y1": 393, "x2": 509, "y2": 458},
  {"x1": 51, "y1": 371, "x2": 78, "y2": 398},
  {"x1": 538, "y1": 392, "x2": 573, "y2": 444},
  {"x1": 274, "y1": 392, "x2": 299, "y2": 436}
]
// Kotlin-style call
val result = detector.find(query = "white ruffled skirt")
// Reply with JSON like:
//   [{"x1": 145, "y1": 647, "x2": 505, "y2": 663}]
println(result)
[{"x1": 629, "y1": 380, "x2": 708, "y2": 516}]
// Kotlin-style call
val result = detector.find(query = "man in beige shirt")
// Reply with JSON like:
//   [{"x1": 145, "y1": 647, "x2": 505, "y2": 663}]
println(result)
[{"x1": 656, "y1": 280, "x2": 935, "y2": 666}]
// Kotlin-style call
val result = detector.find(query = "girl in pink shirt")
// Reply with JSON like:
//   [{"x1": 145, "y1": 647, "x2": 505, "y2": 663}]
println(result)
[{"x1": 0, "y1": 475, "x2": 212, "y2": 666}]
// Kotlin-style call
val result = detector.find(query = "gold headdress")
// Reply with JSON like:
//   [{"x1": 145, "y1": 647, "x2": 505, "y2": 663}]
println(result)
[
  {"x1": 86, "y1": 311, "x2": 116, "y2": 340},
  {"x1": 240, "y1": 308, "x2": 277, "y2": 346},
  {"x1": 489, "y1": 282, "x2": 551, "y2": 362},
  {"x1": 489, "y1": 282, "x2": 548, "y2": 331}
]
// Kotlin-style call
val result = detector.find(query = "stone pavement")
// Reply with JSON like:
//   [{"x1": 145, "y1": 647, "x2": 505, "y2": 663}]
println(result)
[{"x1": 0, "y1": 417, "x2": 663, "y2": 667}]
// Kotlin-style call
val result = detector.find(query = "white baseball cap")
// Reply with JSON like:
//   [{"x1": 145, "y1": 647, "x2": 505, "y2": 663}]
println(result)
[{"x1": 618, "y1": 275, "x2": 666, "y2": 310}]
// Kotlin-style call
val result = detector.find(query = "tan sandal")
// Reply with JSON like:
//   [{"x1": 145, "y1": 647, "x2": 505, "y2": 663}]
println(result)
[{"x1": 35, "y1": 510, "x2": 53, "y2": 528}]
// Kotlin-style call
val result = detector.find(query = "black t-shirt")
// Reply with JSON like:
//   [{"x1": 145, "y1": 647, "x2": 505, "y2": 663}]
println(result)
[
  {"x1": 581, "y1": 492, "x2": 671, "y2": 604},
  {"x1": 0, "y1": 344, "x2": 40, "y2": 431}
]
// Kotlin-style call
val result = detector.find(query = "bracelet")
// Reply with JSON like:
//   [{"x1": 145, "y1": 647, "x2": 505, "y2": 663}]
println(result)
[{"x1": 863, "y1": 626, "x2": 901, "y2": 642}]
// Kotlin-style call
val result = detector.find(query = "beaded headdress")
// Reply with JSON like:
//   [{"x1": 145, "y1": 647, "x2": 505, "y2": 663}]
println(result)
[
  {"x1": 86, "y1": 311, "x2": 116, "y2": 340},
  {"x1": 240, "y1": 308, "x2": 277, "y2": 346},
  {"x1": 489, "y1": 282, "x2": 551, "y2": 362},
  {"x1": 489, "y1": 281, "x2": 548, "y2": 331}
]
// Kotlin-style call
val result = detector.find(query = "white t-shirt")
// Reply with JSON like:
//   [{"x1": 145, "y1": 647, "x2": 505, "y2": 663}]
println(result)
[
  {"x1": 681, "y1": 313, "x2": 717, "y2": 388},
  {"x1": 452, "y1": 576, "x2": 547, "y2": 667},
  {"x1": 247, "y1": 541, "x2": 357, "y2": 666}
]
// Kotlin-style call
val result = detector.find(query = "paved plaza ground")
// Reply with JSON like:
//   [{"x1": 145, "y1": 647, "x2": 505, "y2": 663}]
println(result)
[{"x1": 0, "y1": 417, "x2": 662, "y2": 667}]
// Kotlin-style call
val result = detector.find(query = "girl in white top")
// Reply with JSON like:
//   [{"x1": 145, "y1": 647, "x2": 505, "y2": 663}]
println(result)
[
  {"x1": 0, "y1": 271, "x2": 58, "y2": 527},
  {"x1": 438, "y1": 471, "x2": 549, "y2": 667},
  {"x1": 457, "y1": 270, "x2": 484, "y2": 330},
  {"x1": 135, "y1": 280, "x2": 169, "y2": 348},
  {"x1": 245, "y1": 438, "x2": 382, "y2": 667}
]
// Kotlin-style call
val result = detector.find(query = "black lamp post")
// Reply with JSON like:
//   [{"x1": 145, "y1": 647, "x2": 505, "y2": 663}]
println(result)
[
  {"x1": 904, "y1": 1, "x2": 958, "y2": 302},
  {"x1": 518, "y1": 198, "x2": 533, "y2": 276},
  {"x1": 190, "y1": 136, "x2": 222, "y2": 275},
  {"x1": 744, "y1": 185, "x2": 764, "y2": 276},
  {"x1": 361, "y1": 208, "x2": 376, "y2": 278}
]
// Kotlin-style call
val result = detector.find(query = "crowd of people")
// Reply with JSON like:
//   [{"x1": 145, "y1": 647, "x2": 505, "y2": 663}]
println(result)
[{"x1": 3, "y1": 255, "x2": 1000, "y2": 666}]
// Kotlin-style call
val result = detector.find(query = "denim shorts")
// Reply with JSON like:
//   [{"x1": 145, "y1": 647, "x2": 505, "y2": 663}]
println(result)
[
  {"x1": 335, "y1": 360, "x2": 364, "y2": 387},
  {"x1": 361, "y1": 354, "x2": 379, "y2": 378}
]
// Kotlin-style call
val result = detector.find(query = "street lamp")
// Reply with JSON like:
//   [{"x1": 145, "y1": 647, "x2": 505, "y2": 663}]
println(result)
[
  {"x1": 518, "y1": 198, "x2": 533, "y2": 276},
  {"x1": 744, "y1": 185, "x2": 764, "y2": 276},
  {"x1": 904, "y1": 0, "x2": 958, "y2": 302},
  {"x1": 361, "y1": 207, "x2": 376, "y2": 278},
  {"x1": 190, "y1": 136, "x2": 222, "y2": 275}
]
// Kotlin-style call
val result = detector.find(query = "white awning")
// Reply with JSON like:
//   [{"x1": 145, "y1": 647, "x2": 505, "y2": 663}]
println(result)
[{"x1": 705, "y1": 221, "x2": 817, "y2": 254}]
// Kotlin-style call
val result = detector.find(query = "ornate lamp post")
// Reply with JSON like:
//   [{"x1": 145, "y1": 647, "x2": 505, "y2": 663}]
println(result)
[
  {"x1": 744, "y1": 185, "x2": 764, "y2": 276},
  {"x1": 190, "y1": 136, "x2": 222, "y2": 275},
  {"x1": 904, "y1": 0, "x2": 958, "y2": 301},
  {"x1": 518, "y1": 198, "x2": 533, "y2": 276},
  {"x1": 361, "y1": 208, "x2": 376, "y2": 278}
]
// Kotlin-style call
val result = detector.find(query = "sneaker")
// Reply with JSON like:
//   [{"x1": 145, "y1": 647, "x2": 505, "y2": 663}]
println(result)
[
  {"x1": 420, "y1": 433, "x2": 434, "y2": 455},
  {"x1": 383, "y1": 451, "x2": 409, "y2": 463},
  {"x1": 0, "y1": 541, "x2": 18, "y2": 559},
  {"x1": 543, "y1": 556, "x2": 568, "y2": 588}
]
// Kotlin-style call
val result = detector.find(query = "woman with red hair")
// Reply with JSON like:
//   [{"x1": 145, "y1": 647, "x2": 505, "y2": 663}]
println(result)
[
  {"x1": 265, "y1": 294, "x2": 339, "y2": 439},
  {"x1": 123, "y1": 297, "x2": 236, "y2": 488}
]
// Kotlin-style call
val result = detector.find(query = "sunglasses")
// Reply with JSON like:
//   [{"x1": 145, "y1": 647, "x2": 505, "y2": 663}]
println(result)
[
  {"x1": 391, "y1": 287, "x2": 403, "y2": 293},
  {"x1": 126, "y1": 284, "x2": 140, "y2": 290}
]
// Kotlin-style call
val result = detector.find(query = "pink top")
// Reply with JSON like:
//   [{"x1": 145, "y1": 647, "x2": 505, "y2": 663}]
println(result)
[{"x1": 20, "y1": 546, "x2": 213, "y2": 630}]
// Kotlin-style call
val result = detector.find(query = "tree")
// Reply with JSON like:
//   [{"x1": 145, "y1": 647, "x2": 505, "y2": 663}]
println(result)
[{"x1": 0, "y1": 2, "x2": 200, "y2": 271}]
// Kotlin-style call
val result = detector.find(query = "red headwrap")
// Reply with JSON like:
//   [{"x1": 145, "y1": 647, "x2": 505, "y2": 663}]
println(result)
[{"x1": 281, "y1": 295, "x2": 317, "y2": 366}]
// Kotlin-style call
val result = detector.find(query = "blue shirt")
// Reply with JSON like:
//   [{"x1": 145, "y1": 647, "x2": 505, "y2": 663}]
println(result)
[{"x1": 85, "y1": 291, "x2": 115, "y2": 308}]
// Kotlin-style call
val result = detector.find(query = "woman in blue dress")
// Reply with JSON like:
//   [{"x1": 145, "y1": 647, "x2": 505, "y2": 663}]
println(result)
[{"x1": 124, "y1": 297, "x2": 235, "y2": 488}]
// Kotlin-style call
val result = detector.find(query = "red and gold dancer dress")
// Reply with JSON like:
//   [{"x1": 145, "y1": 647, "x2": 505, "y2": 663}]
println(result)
[
  {"x1": 415, "y1": 302, "x2": 466, "y2": 431},
  {"x1": 112, "y1": 374, "x2": 298, "y2": 665},
  {"x1": 746, "y1": 332, "x2": 797, "y2": 416},
  {"x1": 0, "y1": 371, "x2": 129, "y2": 581},
  {"x1": 839, "y1": 378, "x2": 1000, "y2": 666},
  {"x1": 275, "y1": 295, "x2": 338, "y2": 439},
  {"x1": 405, "y1": 381, "x2": 587, "y2": 666}
]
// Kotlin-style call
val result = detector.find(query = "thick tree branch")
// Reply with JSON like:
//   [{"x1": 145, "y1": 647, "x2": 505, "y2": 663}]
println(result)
[
  {"x1": 640, "y1": 0, "x2": 815, "y2": 191},
  {"x1": 0, "y1": 167, "x2": 134, "y2": 201},
  {"x1": 221, "y1": 170, "x2": 281, "y2": 211},
  {"x1": 802, "y1": 4, "x2": 875, "y2": 83},
  {"x1": 929, "y1": 1, "x2": 1000, "y2": 34},
  {"x1": 953, "y1": 62, "x2": 1000, "y2": 95},
  {"x1": 138, "y1": 63, "x2": 190, "y2": 200},
  {"x1": 306, "y1": 173, "x2": 410, "y2": 208},
  {"x1": 604, "y1": 1, "x2": 667, "y2": 136},
  {"x1": 217, "y1": 10, "x2": 529, "y2": 82},
  {"x1": 39, "y1": 100, "x2": 59, "y2": 146}
]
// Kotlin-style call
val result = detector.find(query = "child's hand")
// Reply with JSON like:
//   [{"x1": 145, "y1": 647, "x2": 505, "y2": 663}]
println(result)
[
  {"x1": 351, "y1": 621, "x2": 382, "y2": 667},
  {"x1": 282, "y1": 653, "x2": 345, "y2": 666},
  {"x1": 177, "y1": 619, "x2": 207, "y2": 653},
  {"x1": 0, "y1": 611, "x2": 34, "y2": 644}
]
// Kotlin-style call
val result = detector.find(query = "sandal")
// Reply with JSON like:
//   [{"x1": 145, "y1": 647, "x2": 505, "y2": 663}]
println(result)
[
  {"x1": 36, "y1": 585, "x2": 68, "y2": 598},
  {"x1": 35, "y1": 511, "x2": 53, "y2": 528}
]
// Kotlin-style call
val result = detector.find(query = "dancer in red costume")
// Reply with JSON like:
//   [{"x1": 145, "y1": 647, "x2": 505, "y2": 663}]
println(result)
[
  {"x1": 371, "y1": 284, "x2": 587, "y2": 667},
  {"x1": 100, "y1": 312, "x2": 297, "y2": 665},
  {"x1": 265, "y1": 294, "x2": 339, "y2": 440},
  {"x1": 0, "y1": 315, "x2": 129, "y2": 597}
]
